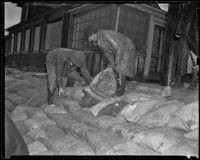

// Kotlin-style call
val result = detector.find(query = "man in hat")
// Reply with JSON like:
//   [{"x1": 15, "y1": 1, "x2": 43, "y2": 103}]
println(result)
[{"x1": 46, "y1": 48, "x2": 92, "y2": 105}]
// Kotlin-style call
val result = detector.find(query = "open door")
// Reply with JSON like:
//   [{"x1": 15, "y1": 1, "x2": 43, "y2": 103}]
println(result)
[{"x1": 148, "y1": 25, "x2": 165, "y2": 81}]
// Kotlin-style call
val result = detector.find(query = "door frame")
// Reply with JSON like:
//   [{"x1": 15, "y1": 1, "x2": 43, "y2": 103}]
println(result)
[{"x1": 143, "y1": 15, "x2": 166, "y2": 79}]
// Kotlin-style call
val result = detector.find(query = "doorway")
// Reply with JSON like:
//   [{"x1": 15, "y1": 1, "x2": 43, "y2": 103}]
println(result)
[{"x1": 148, "y1": 25, "x2": 165, "y2": 81}]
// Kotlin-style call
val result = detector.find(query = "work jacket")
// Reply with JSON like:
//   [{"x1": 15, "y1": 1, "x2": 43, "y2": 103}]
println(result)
[
  {"x1": 94, "y1": 30, "x2": 136, "y2": 77},
  {"x1": 46, "y1": 48, "x2": 92, "y2": 88}
]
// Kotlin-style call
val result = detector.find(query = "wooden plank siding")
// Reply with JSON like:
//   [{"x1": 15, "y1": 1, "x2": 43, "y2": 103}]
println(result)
[{"x1": 5, "y1": 4, "x2": 167, "y2": 82}]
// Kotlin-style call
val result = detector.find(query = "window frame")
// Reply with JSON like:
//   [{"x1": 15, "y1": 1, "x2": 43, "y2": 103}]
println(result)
[
  {"x1": 24, "y1": 28, "x2": 31, "y2": 53},
  {"x1": 32, "y1": 25, "x2": 41, "y2": 52},
  {"x1": 10, "y1": 33, "x2": 15, "y2": 54},
  {"x1": 16, "y1": 31, "x2": 22, "y2": 53},
  {"x1": 69, "y1": 5, "x2": 112, "y2": 50}
]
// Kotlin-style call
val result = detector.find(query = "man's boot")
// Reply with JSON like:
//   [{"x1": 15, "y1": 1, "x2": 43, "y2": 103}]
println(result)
[
  {"x1": 47, "y1": 88, "x2": 56, "y2": 105},
  {"x1": 115, "y1": 72, "x2": 127, "y2": 96},
  {"x1": 189, "y1": 66, "x2": 198, "y2": 89}
]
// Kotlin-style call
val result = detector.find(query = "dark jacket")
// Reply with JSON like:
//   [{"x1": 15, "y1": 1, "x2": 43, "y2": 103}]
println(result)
[
  {"x1": 5, "y1": 110, "x2": 29, "y2": 158},
  {"x1": 46, "y1": 48, "x2": 92, "y2": 88}
]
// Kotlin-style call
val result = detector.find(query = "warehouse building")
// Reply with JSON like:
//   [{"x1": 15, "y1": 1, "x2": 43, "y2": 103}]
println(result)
[{"x1": 5, "y1": 3, "x2": 167, "y2": 81}]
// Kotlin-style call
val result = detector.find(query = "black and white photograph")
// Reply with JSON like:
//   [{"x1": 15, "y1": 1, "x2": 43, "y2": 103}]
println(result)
[{"x1": 3, "y1": 1, "x2": 199, "y2": 158}]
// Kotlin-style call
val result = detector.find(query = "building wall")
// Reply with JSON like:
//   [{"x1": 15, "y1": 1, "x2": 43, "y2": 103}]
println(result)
[
  {"x1": 5, "y1": 4, "x2": 167, "y2": 81},
  {"x1": 67, "y1": 4, "x2": 117, "y2": 76}
]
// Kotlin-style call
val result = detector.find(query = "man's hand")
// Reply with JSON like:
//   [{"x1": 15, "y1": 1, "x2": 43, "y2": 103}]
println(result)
[{"x1": 58, "y1": 87, "x2": 65, "y2": 97}]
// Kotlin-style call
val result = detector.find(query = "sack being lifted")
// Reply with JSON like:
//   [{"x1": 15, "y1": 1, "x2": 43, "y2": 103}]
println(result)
[
  {"x1": 83, "y1": 30, "x2": 136, "y2": 102},
  {"x1": 80, "y1": 67, "x2": 117, "y2": 108}
]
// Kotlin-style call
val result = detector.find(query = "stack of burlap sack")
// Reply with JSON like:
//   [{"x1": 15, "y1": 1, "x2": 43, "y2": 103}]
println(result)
[
  {"x1": 61, "y1": 67, "x2": 198, "y2": 157},
  {"x1": 81, "y1": 92, "x2": 198, "y2": 157}
]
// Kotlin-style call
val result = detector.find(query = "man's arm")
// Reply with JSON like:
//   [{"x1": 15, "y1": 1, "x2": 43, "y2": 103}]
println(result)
[
  {"x1": 80, "y1": 64, "x2": 93, "y2": 84},
  {"x1": 56, "y1": 56, "x2": 66, "y2": 89}
]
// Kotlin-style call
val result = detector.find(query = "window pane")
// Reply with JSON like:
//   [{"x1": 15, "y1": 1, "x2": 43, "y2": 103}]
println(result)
[
  {"x1": 74, "y1": 17, "x2": 78, "y2": 24},
  {"x1": 71, "y1": 6, "x2": 112, "y2": 49},
  {"x1": 72, "y1": 41, "x2": 75, "y2": 48},
  {"x1": 17, "y1": 32, "x2": 21, "y2": 52},
  {"x1": 90, "y1": 11, "x2": 95, "y2": 20},
  {"x1": 118, "y1": 6, "x2": 149, "y2": 54},
  {"x1": 45, "y1": 19, "x2": 63, "y2": 50},
  {"x1": 10, "y1": 34, "x2": 14, "y2": 53},
  {"x1": 25, "y1": 29, "x2": 30, "y2": 52},
  {"x1": 85, "y1": 13, "x2": 90, "y2": 21},
  {"x1": 33, "y1": 26, "x2": 41, "y2": 51}
]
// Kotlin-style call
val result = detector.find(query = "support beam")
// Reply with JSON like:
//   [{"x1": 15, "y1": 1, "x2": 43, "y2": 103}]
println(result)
[
  {"x1": 143, "y1": 15, "x2": 155, "y2": 79},
  {"x1": 61, "y1": 13, "x2": 70, "y2": 48}
]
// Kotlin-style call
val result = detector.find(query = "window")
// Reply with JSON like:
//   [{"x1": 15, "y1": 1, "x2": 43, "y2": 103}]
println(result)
[
  {"x1": 118, "y1": 6, "x2": 150, "y2": 54},
  {"x1": 17, "y1": 32, "x2": 22, "y2": 53},
  {"x1": 33, "y1": 26, "x2": 41, "y2": 51},
  {"x1": 24, "y1": 29, "x2": 30, "y2": 52},
  {"x1": 45, "y1": 19, "x2": 63, "y2": 50},
  {"x1": 71, "y1": 5, "x2": 112, "y2": 49},
  {"x1": 10, "y1": 33, "x2": 14, "y2": 53}
]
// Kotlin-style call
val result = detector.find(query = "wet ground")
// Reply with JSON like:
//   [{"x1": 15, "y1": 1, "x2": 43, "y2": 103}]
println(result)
[{"x1": 5, "y1": 67, "x2": 199, "y2": 156}]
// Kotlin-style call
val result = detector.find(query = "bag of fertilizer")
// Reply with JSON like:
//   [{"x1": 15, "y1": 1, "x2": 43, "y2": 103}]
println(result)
[
  {"x1": 90, "y1": 67, "x2": 117, "y2": 98},
  {"x1": 95, "y1": 116, "x2": 123, "y2": 131},
  {"x1": 138, "y1": 100, "x2": 184, "y2": 128},
  {"x1": 64, "y1": 86, "x2": 85, "y2": 101},
  {"x1": 167, "y1": 101, "x2": 199, "y2": 131},
  {"x1": 17, "y1": 88, "x2": 39, "y2": 99},
  {"x1": 35, "y1": 150, "x2": 55, "y2": 155},
  {"x1": 6, "y1": 81, "x2": 34, "y2": 93},
  {"x1": 24, "y1": 116, "x2": 56, "y2": 131},
  {"x1": 97, "y1": 100, "x2": 128, "y2": 117},
  {"x1": 79, "y1": 94, "x2": 100, "y2": 108},
  {"x1": 40, "y1": 125, "x2": 71, "y2": 153},
  {"x1": 44, "y1": 105, "x2": 67, "y2": 115},
  {"x1": 28, "y1": 141, "x2": 47, "y2": 155},
  {"x1": 122, "y1": 92, "x2": 165, "y2": 104},
  {"x1": 134, "y1": 127, "x2": 185, "y2": 154},
  {"x1": 184, "y1": 128, "x2": 199, "y2": 140},
  {"x1": 108, "y1": 122, "x2": 147, "y2": 142},
  {"x1": 118, "y1": 99, "x2": 165, "y2": 123},
  {"x1": 69, "y1": 123, "x2": 98, "y2": 142},
  {"x1": 86, "y1": 130, "x2": 123, "y2": 155},
  {"x1": 27, "y1": 127, "x2": 47, "y2": 140},
  {"x1": 11, "y1": 107, "x2": 28, "y2": 122},
  {"x1": 86, "y1": 97, "x2": 122, "y2": 116},
  {"x1": 105, "y1": 142, "x2": 159, "y2": 155},
  {"x1": 5, "y1": 100, "x2": 15, "y2": 113},
  {"x1": 58, "y1": 141, "x2": 95, "y2": 155},
  {"x1": 25, "y1": 91, "x2": 47, "y2": 108},
  {"x1": 15, "y1": 121, "x2": 28, "y2": 136},
  {"x1": 160, "y1": 86, "x2": 171, "y2": 97},
  {"x1": 7, "y1": 94, "x2": 27, "y2": 105},
  {"x1": 163, "y1": 141, "x2": 199, "y2": 158},
  {"x1": 5, "y1": 77, "x2": 18, "y2": 87}
]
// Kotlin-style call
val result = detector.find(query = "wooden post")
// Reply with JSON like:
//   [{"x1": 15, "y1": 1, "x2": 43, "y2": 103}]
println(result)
[
  {"x1": 40, "y1": 18, "x2": 46, "y2": 51},
  {"x1": 143, "y1": 15, "x2": 155, "y2": 79},
  {"x1": 61, "y1": 13, "x2": 70, "y2": 48},
  {"x1": 115, "y1": 5, "x2": 121, "y2": 31},
  {"x1": 160, "y1": 4, "x2": 181, "y2": 86}
]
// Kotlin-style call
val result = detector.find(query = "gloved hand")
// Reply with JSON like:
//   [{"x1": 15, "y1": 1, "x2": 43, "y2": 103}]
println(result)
[{"x1": 58, "y1": 87, "x2": 65, "y2": 97}]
